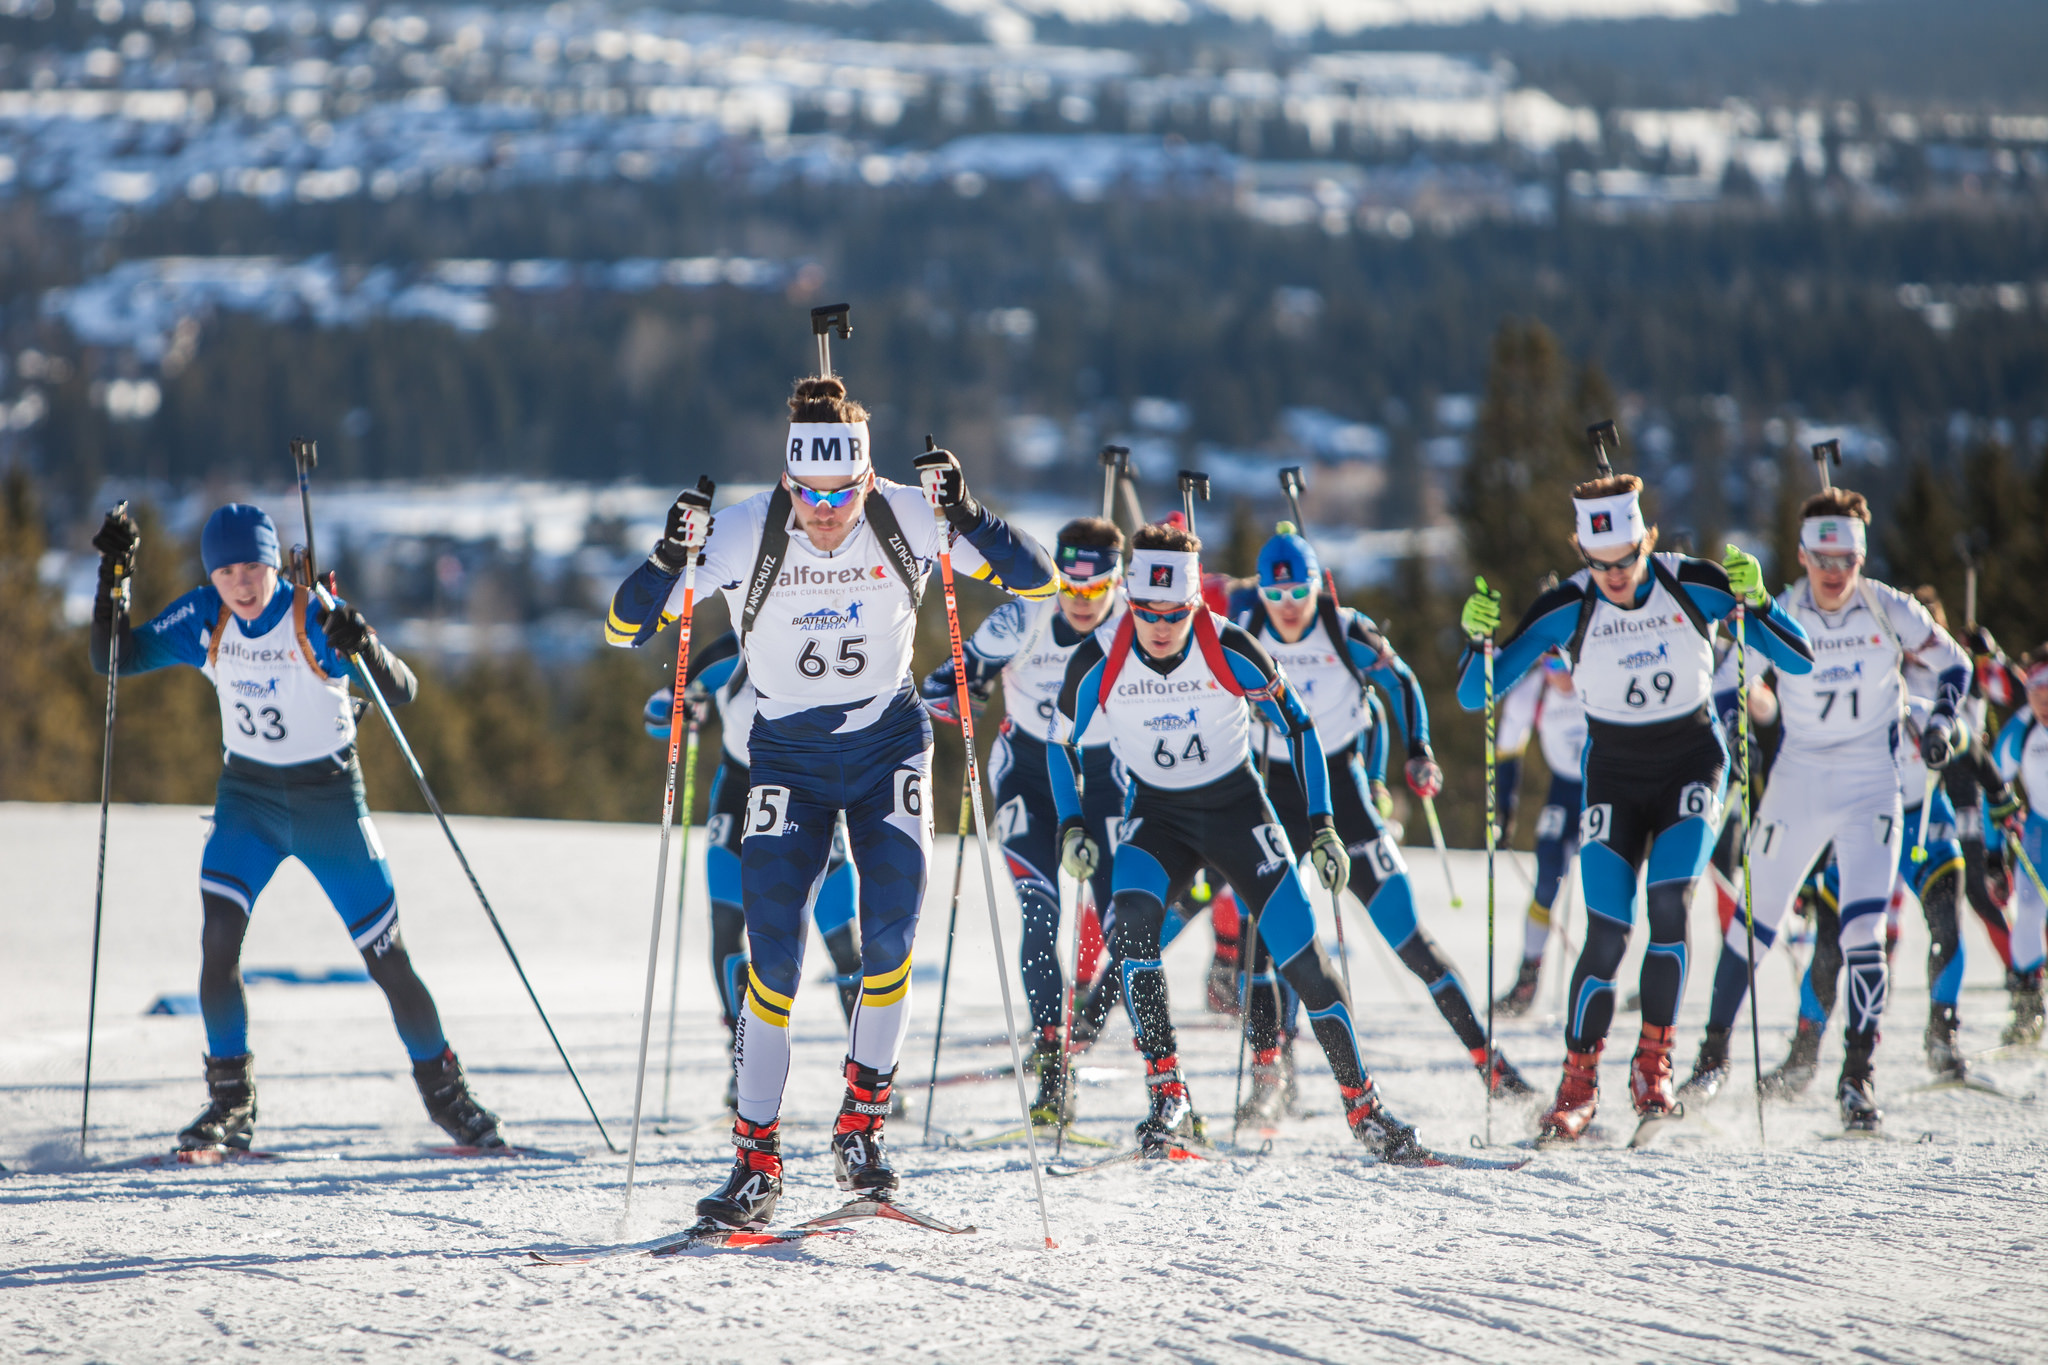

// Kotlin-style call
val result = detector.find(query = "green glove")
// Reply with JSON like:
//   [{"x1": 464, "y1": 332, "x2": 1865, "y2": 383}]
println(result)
[
  {"x1": 1370, "y1": 779, "x2": 1394, "y2": 820},
  {"x1": 1059, "y1": 818, "x2": 1099, "y2": 880},
  {"x1": 1723, "y1": 543, "x2": 1768, "y2": 609},
  {"x1": 1460, "y1": 577, "x2": 1501, "y2": 641}
]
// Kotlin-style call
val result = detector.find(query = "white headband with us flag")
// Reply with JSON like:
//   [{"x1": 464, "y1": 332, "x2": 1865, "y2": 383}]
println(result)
[
  {"x1": 1800, "y1": 515, "x2": 1867, "y2": 556},
  {"x1": 1128, "y1": 548, "x2": 1201, "y2": 602}
]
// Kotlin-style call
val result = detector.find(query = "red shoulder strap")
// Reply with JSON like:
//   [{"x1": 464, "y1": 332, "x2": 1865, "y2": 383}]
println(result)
[
  {"x1": 1194, "y1": 610, "x2": 1274, "y2": 702},
  {"x1": 1097, "y1": 612, "x2": 1137, "y2": 708}
]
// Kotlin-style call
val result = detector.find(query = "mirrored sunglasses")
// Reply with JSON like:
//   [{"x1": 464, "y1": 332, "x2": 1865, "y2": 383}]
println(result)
[
  {"x1": 1807, "y1": 551, "x2": 1860, "y2": 573},
  {"x1": 1060, "y1": 571, "x2": 1119, "y2": 601},
  {"x1": 1131, "y1": 602, "x2": 1195, "y2": 624},
  {"x1": 787, "y1": 475, "x2": 866, "y2": 510},
  {"x1": 1260, "y1": 583, "x2": 1313, "y2": 602}
]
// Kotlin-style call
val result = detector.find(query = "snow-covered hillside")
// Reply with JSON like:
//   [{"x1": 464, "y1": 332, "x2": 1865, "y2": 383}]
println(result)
[{"x1": 4, "y1": 800, "x2": 2043, "y2": 1362}]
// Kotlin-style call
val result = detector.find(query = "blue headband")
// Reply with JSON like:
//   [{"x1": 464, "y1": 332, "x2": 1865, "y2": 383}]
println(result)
[
  {"x1": 1257, "y1": 523, "x2": 1318, "y2": 588},
  {"x1": 201, "y1": 503, "x2": 282, "y2": 575}
]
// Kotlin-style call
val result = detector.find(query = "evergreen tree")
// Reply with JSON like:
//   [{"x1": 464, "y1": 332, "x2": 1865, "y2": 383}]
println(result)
[
  {"x1": 0, "y1": 471, "x2": 97, "y2": 800},
  {"x1": 1456, "y1": 319, "x2": 1588, "y2": 619}
]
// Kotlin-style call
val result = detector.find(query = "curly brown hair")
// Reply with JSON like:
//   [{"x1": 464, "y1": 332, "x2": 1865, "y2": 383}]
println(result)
[{"x1": 787, "y1": 375, "x2": 870, "y2": 425}]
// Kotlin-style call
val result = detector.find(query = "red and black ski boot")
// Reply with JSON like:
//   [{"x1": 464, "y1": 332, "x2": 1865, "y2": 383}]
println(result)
[
  {"x1": 831, "y1": 1060, "x2": 899, "y2": 1197},
  {"x1": 177, "y1": 1053, "x2": 257, "y2": 1151},
  {"x1": 413, "y1": 1048, "x2": 504, "y2": 1149},
  {"x1": 1137, "y1": 1054, "x2": 1196, "y2": 1154},
  {"x1": 1537, "y1": 1045, "x2": 1601, "y2": 1143},
  {"x1": 697, "y1": 1118, "x2": 783, "y2": 1229},
  {"x1": 1472, "y1": 1046, "x2": 1534, "y2": 1097},
  {"x1": 1343, "y1": 1081, "x2": 1421, "y2": 1162},
  {"x1": 1630, "y1": 1024, "x2": 1679, "y2": 1117}
]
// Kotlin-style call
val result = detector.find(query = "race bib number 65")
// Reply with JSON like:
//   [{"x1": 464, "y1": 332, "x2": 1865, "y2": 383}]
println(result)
[{"x1": 744, "y1": 786, "x2": 790, "y2": 840}]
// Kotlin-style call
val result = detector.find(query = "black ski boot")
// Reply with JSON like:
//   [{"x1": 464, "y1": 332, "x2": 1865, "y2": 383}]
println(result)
[
  {"x1": 413, "y1": 1047, "x2": 504, "y2": 1149},
  {"x1": 1474, "y1": 1046, "x2": 1535, "y2": 1097},
  {"x1": 830, "y1": 1060, "x2": 899, "y2": 1197},
  {"x1": 1136, "y1": 1054, "x2": 1196, "y2": 1154},
  {"x1": 1495, "y1": 958, "x2": 1542, "y2": 1018},
  {"x1": 1838, "y1": 1033, "x2": 1882, "y2": 1135},
  {"x1": 1235, "y1": 1046, "x2": 1285, "y2": 1127},
  {"x1": 1028, "y1": 1027, "x2": 1071, "y2": 1126},
  {"x1": 177, "y1": 1053, "x2": 256, "y2": 1151},
  {"x1": 2004, "y1": 968, "x2": 2045, "y2": 1047},
  {"x1": 1343, "y1": 1081, "x2": 1421, "y2": 1162},
  {"x1": 696, "y1": 1118, "x2": 782, "y2": 1229},
  {"x1": 1676, "y1": 1025, "x2": 1732, "y2": 1103},
  {"x1": 1759, "y1": 1018, "x2": 1823, "y2": 1097},
  {"x1": 1924, "y1": 1003, "x2": 1969, "y2": 1082}
]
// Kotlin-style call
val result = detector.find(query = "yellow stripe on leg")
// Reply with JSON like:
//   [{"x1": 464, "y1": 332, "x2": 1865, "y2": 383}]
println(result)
[
  {"x1": 746, "y1": 969, "x2": 793, "y2": 1026},
  {"x1": 862, "y1": 956, "x2": 913, "y2": 1008}
]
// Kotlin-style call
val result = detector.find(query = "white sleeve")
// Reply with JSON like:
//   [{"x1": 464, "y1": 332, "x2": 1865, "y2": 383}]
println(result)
[{"x1": 1884, "y1": 586, "x2": 1969, "y2": 682}]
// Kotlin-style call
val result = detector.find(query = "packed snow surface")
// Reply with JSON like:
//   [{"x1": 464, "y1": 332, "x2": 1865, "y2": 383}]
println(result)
[{"x1": 5, "y1": 800, "x2": 2044, "y2": 1362}]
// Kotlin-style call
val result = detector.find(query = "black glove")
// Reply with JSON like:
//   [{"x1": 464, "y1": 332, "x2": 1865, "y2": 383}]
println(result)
[
  {"x1": 1964, "y1": 624, "x2": 1999, "y2": 659},
  {"x1": 914, "y1": 447, "x2": 982, "y2": 531},
  {"x1": 93, "y1": 506, "x2": 140, "y2": 577},
  {"x1": 1919, "y1": 714, "x2": 1955, "y2": 770},
  {"x1": 651, "y1": 482, "x2": 714, "y2": 573},
  {"x1": 320, "y1": 601, "x2": 375, "y2": 657}
]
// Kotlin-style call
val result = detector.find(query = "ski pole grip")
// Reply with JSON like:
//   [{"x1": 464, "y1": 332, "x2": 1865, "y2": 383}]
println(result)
[{"x1": 1586, "y1": 421, "x2": 1617, "y2": 476}]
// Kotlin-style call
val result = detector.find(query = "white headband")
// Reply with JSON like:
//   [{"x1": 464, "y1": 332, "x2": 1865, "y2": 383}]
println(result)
[
  {"x1": 1800, "y1": 515, "x2": 1867, "y2": 556},
  {"x1": 1573, "y1": 490, "x2": 1645, "y2": 551},
  {"x1": 786, "y1": 422, "x2": 871, "y2": 476},
  {"x1": 1128, "y1": 549, "x2": 1201, "y2": 602}
]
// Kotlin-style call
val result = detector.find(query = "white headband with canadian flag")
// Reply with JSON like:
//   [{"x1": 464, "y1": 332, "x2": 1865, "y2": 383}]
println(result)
[
  {"x1": 786, "y1": 422, "x2": 871, "y2": 476},
  {"x1": 1573, "y1": 489, "x2": 1645, "y2": 551},
  {"x1": 1800, "y1": 515, "x2": 1867, "y2": 556},
  {"x1": 1129, "y1": 549, "x2": 1201, "y2": 603}
]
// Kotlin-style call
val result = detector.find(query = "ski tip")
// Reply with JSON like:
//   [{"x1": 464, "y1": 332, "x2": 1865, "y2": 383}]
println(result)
[{"x1": 1044, "y1": 1237, "x2": 1059, "y2": 1250}]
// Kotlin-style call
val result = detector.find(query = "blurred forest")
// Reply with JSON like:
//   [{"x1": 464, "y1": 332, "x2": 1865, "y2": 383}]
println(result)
[{"x1": 7, "y1": 311, "x2": 2044, "y2": 847}]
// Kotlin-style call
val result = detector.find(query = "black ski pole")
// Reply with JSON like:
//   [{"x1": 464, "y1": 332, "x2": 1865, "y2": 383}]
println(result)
[
  {"x1": 291, "y1": 444, "x2": 620, "y2": 1152},
  {"x1": 81, "y1": 501, "x2": 132, "y2": 1157},
  {"x1": 921, "y1": 772, "x2": 975, "y2": 1143},
  {"x1": 1230, "y1": 903, "x2": 1258, "y2": 1149}
]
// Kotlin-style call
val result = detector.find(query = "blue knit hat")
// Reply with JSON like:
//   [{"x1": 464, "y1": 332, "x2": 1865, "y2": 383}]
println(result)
[
  {"x1": 1257, "y1": 522, "x2": 1318, "y2": 589},
  {"x1": 201, "y1": 504, "x2": 282, "y2": 574}
]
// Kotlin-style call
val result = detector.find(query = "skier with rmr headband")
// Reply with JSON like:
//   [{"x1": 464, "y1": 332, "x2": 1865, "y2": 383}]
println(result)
[
  {"x1": 606, "y1": 376, "x2": 1054, "y2": 1230},
  {"x1": 1052, "y1": 521, "x2": 1429, "y2": 1162}
]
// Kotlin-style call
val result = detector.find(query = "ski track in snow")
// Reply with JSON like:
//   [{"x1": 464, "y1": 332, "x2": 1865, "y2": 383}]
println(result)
[{"x1": 5, "y1": 801, "x2": 2045, "y2": 1363}]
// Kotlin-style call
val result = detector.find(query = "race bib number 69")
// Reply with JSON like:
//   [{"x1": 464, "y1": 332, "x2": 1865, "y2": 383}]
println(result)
[{"x1": 1580, "y1": 803, "x2": 1614, "y2": 845}]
